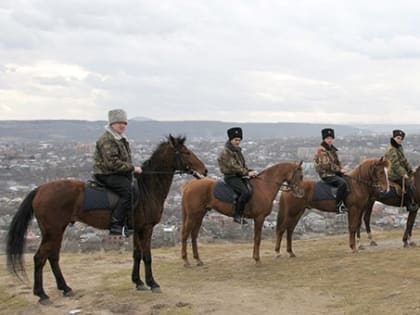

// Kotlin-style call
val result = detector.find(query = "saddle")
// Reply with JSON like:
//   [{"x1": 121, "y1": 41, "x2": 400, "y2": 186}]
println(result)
[
  {"x1": 82, "y1": 177, "x2": 139, "y2": 212},
  {"x1": 312, "y1": 181, "x2": 338, "y2": 201},
  {"x1": 213, "y1": 179, "x2": 253, "y2": 203}
]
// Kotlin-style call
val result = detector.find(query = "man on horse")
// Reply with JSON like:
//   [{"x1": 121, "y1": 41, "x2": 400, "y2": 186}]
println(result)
[
  {"x1": 93, "y1": 109, "x2": 143, "y2": 235},
  {"x1": 314, "y1": 128, "x2": 350, "y2": 214},
  {"x1": 217, "y1": 127, "x2": 258, "y2": 224},
  {"x1": 384, "y1": 129, "x2": 418, "y2": 212}
]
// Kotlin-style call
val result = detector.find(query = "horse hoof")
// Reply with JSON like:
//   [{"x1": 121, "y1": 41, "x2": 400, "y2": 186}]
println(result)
[
  {"x1": 151, "y1": 287, "x2": 162, "y2": 293},
  {"x1": 39, "y1": 297, "x2": 51, "y2": 305},
  {"x1": 183, "y1": 262, "x2": 191, "y2": 268},
  {"x1": 63, "y1": 289, "x2": 74, "y2": 297},
  {"x1": 289, "y1": 253, "x2": 296, "y2": 258},
  {"x1": 196, "y1": 261, "x2": 204, "y2": 267},
  {"x1": 409, "y1": 242, "x2": 417, "y2": 248},
  {"x1": 370, "y1": 241, "x2": 378, "y2": 246},
  {"x1": 136, "y1": 284, "x2": 148, "y2": 291},
  {"x1": 358, "y1": 245, "x2": 366, "y2": 250}
]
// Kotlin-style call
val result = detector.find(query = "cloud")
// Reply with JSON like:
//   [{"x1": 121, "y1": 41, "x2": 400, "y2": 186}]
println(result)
[{"x1": 1, "y1": 1, "x2": 420, "y2": 123}]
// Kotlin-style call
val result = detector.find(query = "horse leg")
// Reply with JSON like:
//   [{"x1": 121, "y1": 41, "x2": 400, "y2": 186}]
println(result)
[
  {"x1": 274, "y1": 226, "x2": 285, "y2": 258},
  {"x1": 181, "y1": 214, "x2": 193, "y2": 268},
  {"x1": 286, "y1": 226, "x2": 297, "y2": 258},
  {"x1": 33, "y1": 240, "x2": 52, "y2": 304},
  {"x1": 48, "y1": 235, "x2": 73, "y2": 297},
  {"x1": 403, "y1": 210, "x2": 418, "y2": 248},
  {"x1": 141, "y1": 226, "x2": 161, "y2": 293},
  {"x1": 131, "y1": 234, "x2": 146, "y2": 290},
  {"x1": 252, "y1": 216, "x2": 265, "y2": 264},
  {"x1": 190, "y1": 215, "x2": 205, "y2": 266}
]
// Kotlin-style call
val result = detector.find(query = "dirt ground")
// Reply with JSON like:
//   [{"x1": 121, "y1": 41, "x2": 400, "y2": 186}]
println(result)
[{"x1": 2, "y1": 230, "x2": 420, "y2": 315}]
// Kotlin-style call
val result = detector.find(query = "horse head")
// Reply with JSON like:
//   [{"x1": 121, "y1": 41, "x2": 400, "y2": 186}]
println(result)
[
  {"x1": 168, "y1": 135, "x2": 208, "y2": 179},
  {"x1": 279, "y1": 161, "x2": 304, "y2": 198},
  {"x1": 356, "y1": 157, "x2": 389, "y2": 193}
]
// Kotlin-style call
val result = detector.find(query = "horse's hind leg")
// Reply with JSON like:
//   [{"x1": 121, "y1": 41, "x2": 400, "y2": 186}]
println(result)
[
  {"x1": 190, "y1": 214, "x2": 206, "y2": 266},
  {"x1": 403, "y1": 210, "x2": 418, "y2": 248},
  {"x1": 132, "y1": 235, "x2": 146, "y2": 290},
  {"x1": 274, "y1": 226, "x2": 286, "y2": 258},
  {"x1": 33, "y1": 239, "x2": 53, "y2": 304},
  {"x1": 48, "y1": 234, "x2": 73, "y2": 297}
]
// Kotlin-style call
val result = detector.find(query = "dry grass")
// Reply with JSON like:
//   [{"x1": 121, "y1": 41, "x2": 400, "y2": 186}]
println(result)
[{"x1": 1, "y1": 230, "x2": 420, "y2": 314}]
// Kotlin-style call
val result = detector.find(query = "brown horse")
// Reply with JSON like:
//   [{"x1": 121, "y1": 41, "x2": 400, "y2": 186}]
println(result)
[
  {"x1": 6, "y1": 135, "x2": 207, "y2": 304},
  {"x1": 358, "y1": 167, "x2": 420, "y2": 248},
  {"x1": 274, "y1": 157, "x2": 389, "y2": 257},
  {"x1": 181, "y1": 161, "x2": 303, "y2": 266}
]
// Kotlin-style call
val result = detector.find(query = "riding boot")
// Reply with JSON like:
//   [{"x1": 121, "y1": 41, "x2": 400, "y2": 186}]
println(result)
[
  {"x1": 109, "y1": 204, "x2": 127, "y2": 236},
  {"x1": 233, "y1": 202, "x2": 248, "y2": 225},
  {"x1": 335, "y1": 201, "x2": 348, "y2": 214}
]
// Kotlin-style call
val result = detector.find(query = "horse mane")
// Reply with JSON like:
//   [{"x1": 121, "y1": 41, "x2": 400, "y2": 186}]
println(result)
[
  {"x1": 348, "y1": 157, "x2": 388, "y2": 179},
  {"x1": 135, "y1": 135, "x2": 186, "y2": 214}
]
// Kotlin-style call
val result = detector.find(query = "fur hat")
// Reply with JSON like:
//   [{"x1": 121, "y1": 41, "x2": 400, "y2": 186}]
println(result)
[
  {"x1": 321, "y1": 128, "x2": 335, "y2": 140},
  {"x1": 227, "y1": 127, "x2": 243, "y2": 140},
  {"x1": 393, "y1": 129, "x2": 405, "y2": 139},
  {"x1": 108, "y1": 109, "x2": 128, "y2": 125}
]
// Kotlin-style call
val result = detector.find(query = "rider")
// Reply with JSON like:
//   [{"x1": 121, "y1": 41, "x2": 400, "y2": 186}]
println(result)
[
  {"x1": 384, "y1": 129, "x2": 418, "y2": 212},
  {"x1": 93, "y1": 109, "x2": 143, "y2": 235},
  {"x1": 314, "y1": 128, "x2": 350, "y2": 214},
  {"x1": 218, "y1": 127, "x2": 258, "y2": 224}
]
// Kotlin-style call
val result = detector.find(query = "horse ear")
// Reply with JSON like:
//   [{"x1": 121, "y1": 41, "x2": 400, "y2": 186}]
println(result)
[
  {"x1": 168, "y1": 134, "x2": 176, "y2": 147},
  {"x1": 298, "y1": 160, "x2": 303, "y2": 167}
]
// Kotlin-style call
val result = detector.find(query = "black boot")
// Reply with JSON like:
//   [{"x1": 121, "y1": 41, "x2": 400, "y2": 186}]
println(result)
[
  {"x1": 336, "y1": 201, "x2": 348, "y2": 214},
  {"x1": 233, "y1": 202, "x2": 248, "y2": 225},
  {"x1": 109, "y1": 204, "x2": 126, "y2": 236}
]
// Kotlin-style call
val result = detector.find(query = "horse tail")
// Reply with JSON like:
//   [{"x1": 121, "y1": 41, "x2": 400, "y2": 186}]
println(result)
[
  {"x1": 276, "y1": 193, "x2": 286, "y2": 232},
  {"x1": 6, "y1": 188, "x2": 38, "y2": 278}
]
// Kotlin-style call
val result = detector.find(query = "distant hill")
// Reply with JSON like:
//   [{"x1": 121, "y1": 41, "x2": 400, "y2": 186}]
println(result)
[{"x1": 0, "y1": 120, "x2": 413, "y2": 142}]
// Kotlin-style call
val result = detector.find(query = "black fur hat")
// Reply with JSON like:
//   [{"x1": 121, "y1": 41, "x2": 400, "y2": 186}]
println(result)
[
  {"x1": 227, "y1": 127, "x2": 243, "y2": 140},
  {"x1": 321, "y1": 128, "x2": 335, "y2": 140},
  {"x1": 393, "y1": 129, "x2": 405, "y2": 139}
]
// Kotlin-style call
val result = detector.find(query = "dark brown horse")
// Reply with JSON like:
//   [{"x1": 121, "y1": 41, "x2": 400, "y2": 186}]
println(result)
[
  {"x1": 6, "y1": 135, "x2": 207, "y2": 304},
  {"x1": 181, "y1": 161, "x2": 303, "y2": 266},
  {"x1": 274, "y1": 157, "x2": 389, "y2": 257},
  {"x1": 358, "y1": 167, "x2": 420, "y2": 248}
]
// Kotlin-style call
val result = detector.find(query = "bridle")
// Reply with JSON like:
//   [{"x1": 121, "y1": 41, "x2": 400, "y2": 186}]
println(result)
[{"x1": 141, "y1": 146, "x2": 203, "y2": 179}]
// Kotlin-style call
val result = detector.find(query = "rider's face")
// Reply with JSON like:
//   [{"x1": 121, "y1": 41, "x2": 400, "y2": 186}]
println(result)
[
  {"x1": 394, "y1": 136, "x2": 403, "y2": 145},
  {"x1": 324, "y1": 136, "x2": 334, "y2": 145},
  {"x1": 110, "y1": 122, "x2": 127, "y2": 134},
  {"x1": 230, "y1": 137, "x2": 242, "y2": 147}
]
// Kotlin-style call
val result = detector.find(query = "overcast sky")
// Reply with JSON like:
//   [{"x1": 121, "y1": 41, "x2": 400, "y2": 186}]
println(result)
[{"x1": 1, "y1": 1, "x2": 420, "y2": 124}]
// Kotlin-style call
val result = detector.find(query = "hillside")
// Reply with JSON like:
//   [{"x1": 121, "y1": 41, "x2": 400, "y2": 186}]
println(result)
[
  {"x1": 0, "y1": 120, "x2": 370, "y2": 142},
  {"x1": 1, "y1": 230, "x2": 420, "y2": 314}
]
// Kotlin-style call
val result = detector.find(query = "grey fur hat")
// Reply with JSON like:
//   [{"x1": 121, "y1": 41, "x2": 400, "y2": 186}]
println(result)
[{"x1": 108, "y1": 109, "x2": 128, "y2": 125}]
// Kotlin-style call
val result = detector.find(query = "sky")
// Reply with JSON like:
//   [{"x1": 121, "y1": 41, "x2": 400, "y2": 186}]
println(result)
[{"x1": 1, "y1": 0, "x2": 420, "y2": 124}]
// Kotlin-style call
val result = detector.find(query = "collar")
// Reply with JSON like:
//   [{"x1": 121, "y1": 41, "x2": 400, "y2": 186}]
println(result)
[
  {"x1": 390, "y1": 137, "x2": 401, "y2": 149},
  {"x1": 105, "y1": 125, "x2": 128, "y2": 141},
  {"x1": 320, "y1": 141, "x2": 338, "y2": 152}
]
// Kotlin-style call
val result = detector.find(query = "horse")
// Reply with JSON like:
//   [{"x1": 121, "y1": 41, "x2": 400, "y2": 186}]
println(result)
[
  {"x1": 6, "y1": 135, "x2": 207, "y2": 304},
  {"x1": 180, "y1": 161, "x2": 304, "y2": 266},
  {"x1": 274, "y1": 157, "x2": 389, "y2": 257},
  {"x1": 357, "y1": 167, "x2": 420, "y2": 249}
]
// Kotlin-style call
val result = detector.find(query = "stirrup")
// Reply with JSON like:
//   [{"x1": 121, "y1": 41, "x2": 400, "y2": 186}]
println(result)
[{"x1": 336, "y1": 202, "x2": 348, "y2": 214}]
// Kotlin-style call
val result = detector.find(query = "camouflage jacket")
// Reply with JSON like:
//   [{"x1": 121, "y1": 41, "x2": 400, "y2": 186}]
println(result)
[
  {"x1": 93, "y1": 127, "x2": 134, "y2": 175},
  {"x1": 314, "y1": 142, "x2": 342, "y2": 179},
  {"x1": 218, "y1": 141, "x2": 250, "y2": 177},
  {"x1": 384, "y1": 138, "x2": 413, "y2": 181}
]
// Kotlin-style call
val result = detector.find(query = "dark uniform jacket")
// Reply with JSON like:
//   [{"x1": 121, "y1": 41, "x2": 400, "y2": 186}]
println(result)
[
  {"x1": 218, "y1": 141, "x2": 250, "y2": 177},
  {"x1": 384, "y1": 138, "x2": 413, "y2": 182},
  {"x1": 314, "y1": 141, "x2": 342, "y2": 179},
  {"x1": 93, "y1": 127, "x2": 134, "y2": 175}
]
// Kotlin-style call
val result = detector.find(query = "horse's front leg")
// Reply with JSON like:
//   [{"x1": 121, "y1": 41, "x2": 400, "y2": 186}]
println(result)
[
  {"x1": 403, "y1": 210, "x2": 418, "y2": 248},
  {"x1": 131, "y1": 236, "x2": 146, "y2": 290},
  {"x1": 141, "y1": 226, "x2": 161, "y2": 292},
  {"x1": 253, "y1": 216, "x2": 265, "y2": 264}
]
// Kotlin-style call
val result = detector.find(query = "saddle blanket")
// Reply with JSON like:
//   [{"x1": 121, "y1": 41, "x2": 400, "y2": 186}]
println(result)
[
  {"x1": 82, "y1": 181, "x2": 119, "y2": 211},
  {"x1": 312, "y1": 181, "x2": 337, "y2": 201},
  {"x1": 213, "y1": 180, "x2": 237, "y2": 203}
]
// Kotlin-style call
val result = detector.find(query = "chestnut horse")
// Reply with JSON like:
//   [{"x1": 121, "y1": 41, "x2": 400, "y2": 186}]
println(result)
[
  {"x1": 6, "y1": 135, "x2": 207, "y2": 304},
  {"x1": 358, "y1": 167, "x2": 420, "y2": 248},
  {"x1": 275, "y1": 157, "x2": 389, "y2": 257},
  {"x1": 181, "y1": 161, "x2": 303, "y2": 266}
]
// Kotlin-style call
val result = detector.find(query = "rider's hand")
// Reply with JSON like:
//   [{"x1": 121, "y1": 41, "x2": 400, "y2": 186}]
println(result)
[
  {"x1": 248, "y1": 170, "x2": 258, "y2": 177},
  {"x1": 133, "y1": 166, "x2": 143, "y2": 174}
]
